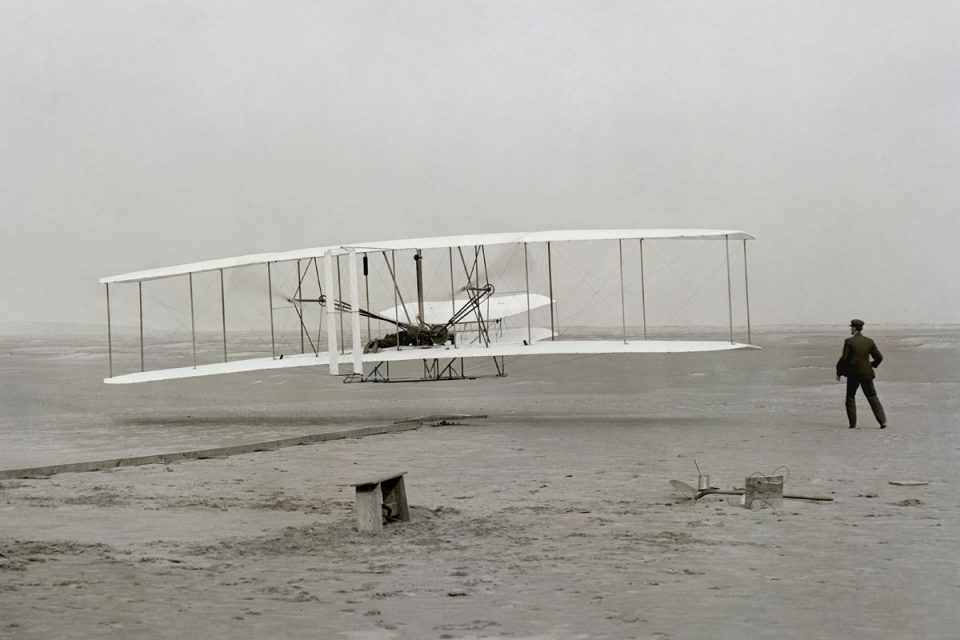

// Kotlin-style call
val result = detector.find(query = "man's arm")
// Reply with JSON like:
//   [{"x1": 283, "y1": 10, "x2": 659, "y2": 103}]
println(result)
[
  {"x1": 836, "y1": 340, "x2": 850, "y2": 380},
  {"x1": 870, "y1": 341, "x2": 883, "y2": 368}
]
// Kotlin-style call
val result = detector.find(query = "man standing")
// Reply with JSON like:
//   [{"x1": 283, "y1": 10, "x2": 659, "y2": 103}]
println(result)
[{"x1": 836, "y1": 319, "x2": 887, "y2": 429}]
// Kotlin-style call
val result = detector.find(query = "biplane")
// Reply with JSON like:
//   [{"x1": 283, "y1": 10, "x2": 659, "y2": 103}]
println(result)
[{"x1": 100, "y1": 229, "x2": 757, "y2": 384}]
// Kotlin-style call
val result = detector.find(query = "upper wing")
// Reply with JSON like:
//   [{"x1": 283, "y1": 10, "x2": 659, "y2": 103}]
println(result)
[
  {"x1": 342, "y1": 229, "x2": 754, "y2": 254},
  {"x1": 100, "y1": 229, "x2": 755, "y2": 283},
  {"x1": 100, "y1": 245, "x2": 337, "y2": 284}
]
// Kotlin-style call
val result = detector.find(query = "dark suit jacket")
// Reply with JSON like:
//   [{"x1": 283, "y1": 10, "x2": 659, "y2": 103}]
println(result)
[{"x1": 836, "y1": 333, "x2": 883, "y2": 380}]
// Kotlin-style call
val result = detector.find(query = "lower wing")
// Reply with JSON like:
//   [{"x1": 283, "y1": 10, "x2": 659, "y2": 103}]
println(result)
[{"x1": 105, "y1": 332, "x2": 757, "y2": 384}]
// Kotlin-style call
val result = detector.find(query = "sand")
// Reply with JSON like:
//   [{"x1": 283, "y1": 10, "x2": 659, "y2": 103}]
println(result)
[{"x1": 1, "y1": 328, "x2": 959, "y2": 638}]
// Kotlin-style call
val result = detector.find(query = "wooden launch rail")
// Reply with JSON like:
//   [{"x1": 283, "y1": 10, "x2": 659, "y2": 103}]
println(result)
[
  {"x1": 0, "y1": 414, "x2": 487, "y2": 480},
  {"x1": 0, "y1": 422, "x2": 421, "y2": 480}
]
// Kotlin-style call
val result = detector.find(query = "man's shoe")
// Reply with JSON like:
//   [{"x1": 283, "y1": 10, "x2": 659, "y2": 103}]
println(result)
[
  {"x1": 867, "y1": 396, "x2": 887, "y2": 428},
  {"x1": 845, "y1": 399, "x2": 857, "y2": 430}
]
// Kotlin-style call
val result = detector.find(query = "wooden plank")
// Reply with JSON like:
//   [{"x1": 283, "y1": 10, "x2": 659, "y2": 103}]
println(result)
[
  {"x1": 0, "y1": 423, "x2": 422, "y2": 480},
  {"x1": 353, "y1": 483, "x2": 384, "y2": 534},
  {"x1": 381, "y1": 475, "x2": 410, "y2": 522},
  {"x1": 352, "y1": 471, "x2": 406, "y2": 488}
]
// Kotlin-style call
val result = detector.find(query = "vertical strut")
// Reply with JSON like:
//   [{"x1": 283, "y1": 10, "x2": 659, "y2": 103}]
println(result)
[
  {"x1": 219, "y1": 269, "x2": 227, "y2": 362},
  {"x1": 414, "y1": 249, "x2": 425, "y2": 325},
  {"x1": 323, "y1": 252, "x2": 339, "y2": 374},
  {"x1": 725, "y1": 234, "x2": 734, "y2": 344},
  {"x1": 480, "y1": 246, "x2": 491, "y2": 327},
  {"x1": 336, "y1": 255, "x2": 344, "y2": 354},
  {"x1": 138, "y1": 281, "x2": 144, "y2": 371},
  {"x1": 449, "y1": 247, "x2": 456, "y2": 348},
  {"x1": 547, "y1": 241, "x2": 555, "y2": 340},
  {"x1": 448, "y1": 248, "x2": 455, "y2": 315},
  {"x1": 267, "y1": 262, "x2": 276, "y2": 359},
  {"x1": 363, "y1": 255, "x2": 371, "y2": 342},
  {"x1": 296, "y1": 259, "x2": 304, "y2": 353},
  {"x1": 313, "y1": 257, "x2": 322, "y2": 357},
  {"x1": 105, "y1": 283, "x2": 113, "y2": 378},
  {"x1": 618, "y1": 239, "x2": 627, "y2": 344},
  {"x1": 188, "y1": 273, "x2": 197, "y2": 368},
  {"x1": 348, "y1": 251, "x2": 363, "y2": 374},
  {"x1": 640, "y1": 239, "x2": 647, "y2": 339},
  {"x1": 392, "y1": 250, "x2": 399, "y2": 352},
  {"x1": 743, "y1": 239, "x2": 752, "y2": 344},
  {"x1": 523, "y1": 242, "x2": 531, "y2": 345},
  {"x1": 474, "y1": 247, "x2": 481, "y2": 344}
]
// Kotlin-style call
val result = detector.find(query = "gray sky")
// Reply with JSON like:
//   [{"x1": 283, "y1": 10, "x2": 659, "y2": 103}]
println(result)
[{"x1": 3, "y1": 1, "x2": 959, "y2": 330}]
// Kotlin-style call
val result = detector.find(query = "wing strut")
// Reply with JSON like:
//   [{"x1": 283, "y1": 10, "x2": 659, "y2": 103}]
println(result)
[
  {"x1": 448, "y1": 248, "x2": 456, "y2": 348},
  {"x1": 523, "y1": 242, "x2": 531, "y2": 345},
  {"x1": 363, "y1": 255, "x2": 372, "y2": 343},
  {"x1": 267, "y1": 262, "x2": 276, "y2": 359},
  {"x1": 219, "y1": 269, "x2": 227, "y2": 362},
  {"x1": 296, "y1": 259, "x2": 304, "y2": 353},
  {"x1": 618, "y1": 239, "x2": 627, "y2": 344},
  {"x1": 189, "y1": 273, "x2": 197, "y2": 368},
  {"x1": 392, "y1": 251, "x2": 399, "y2": 351},
  {"x1": 105, "y1": 283, "x2": 113, "y2": 377},
  {"x1": 313, "y1": 257, "x2": 323, "y2": 353},
  {"x1": 640, "y1": 239, "x2": 647, "y2": 339},
  {"x1": 323, "y1": 252, "x2": 339, "y2": 374},
  {"x1": 139, "y1": 281, "x2": 144, "y2": 371},
  {"x1": 414, "y1": 249, "x2": 425, "y2": 324},
  {"x1": 349, "y1": 250, "x2": 363, "y2": 373},
  {"x1": 547, "y1": 241, "x2": 555, "y2": 341},
  {"x1": 725, "y1": 234, "x2": 733, "y2": 344},
  {"x1": 336, "y1": 256, "x2": 345, "y2": 354},
  {"x1": 743, "y1": 240, "x2": 752, "y2": 344}
]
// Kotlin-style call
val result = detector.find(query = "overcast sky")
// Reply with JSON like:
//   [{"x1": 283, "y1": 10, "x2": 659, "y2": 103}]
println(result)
[{"x1": 2, "y1": 1, "x2": 959, "y2": 331}]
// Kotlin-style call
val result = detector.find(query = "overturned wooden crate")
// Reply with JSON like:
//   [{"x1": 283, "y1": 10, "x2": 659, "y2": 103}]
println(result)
[{"x1": 351, "y1": 472, "x2": 410, "y2": 534}]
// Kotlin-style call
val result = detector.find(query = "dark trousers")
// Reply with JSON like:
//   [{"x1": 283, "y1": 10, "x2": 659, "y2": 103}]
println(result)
[
  {"x1": 845, "y1": 377, "x2": 886, "y2": 427},
  {"x1": 846, "y1": 377, "x2": 878, "y2": 400}
]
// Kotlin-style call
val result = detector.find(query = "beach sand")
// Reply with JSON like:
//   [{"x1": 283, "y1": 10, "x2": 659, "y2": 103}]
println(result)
[{"x1": 1, "y1": 329, "x2": 959, "y2": 639}]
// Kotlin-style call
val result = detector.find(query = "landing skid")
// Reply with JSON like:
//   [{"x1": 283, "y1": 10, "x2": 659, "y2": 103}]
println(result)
[{"x1": 342, "y1": 356, "x2": 507, "y2": 384}]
